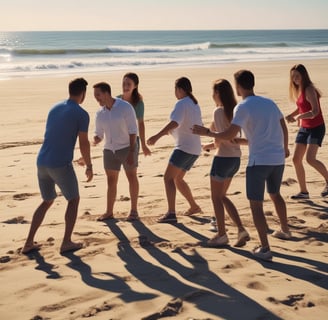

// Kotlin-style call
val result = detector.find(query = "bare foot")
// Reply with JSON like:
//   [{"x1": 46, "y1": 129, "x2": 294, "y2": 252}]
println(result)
[
  {"x1": 60, "y1": 241, "x2": 83, "y2": 254},
  {"x1": 97, "y1": 213, "x2": 114, "y2": 221},
  {"x1": 183, "y1": 206, "x2": 202, "y2": 216},
  {"x1": 22, "y1": 242, "x2": 42, "y2": 254}
]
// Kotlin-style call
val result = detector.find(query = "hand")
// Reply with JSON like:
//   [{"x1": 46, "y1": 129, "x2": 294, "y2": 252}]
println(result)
[
  {"x1": 192, "y1": 125, "x2": 209, "y2": 136},
  {"x1": 93, "y1": 136, "x2": 102, "y2": 146},
  {"x1": 142, "y1": 144, "x2": 152, "y2": 156},
  {"x1": 85, "y1": 167, "x2": 93, "y2": 182},
  {"x1": 77, "y1": 157, "x2": 86, "y2": 166},
  {"x1": 285, "y1": 148, "x2": 290, "y2": 158},
  {"x1": 147, "y1": 135, "x2": 158, "y2": 146},
  {"x1": 285, "y1": 115, "x2": 296, "y2": 123}
]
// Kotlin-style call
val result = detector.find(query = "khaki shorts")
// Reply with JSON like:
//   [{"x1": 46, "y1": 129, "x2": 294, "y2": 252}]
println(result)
[{"x1": 103, "y1": 146, "x2": 138, "y2": 171}]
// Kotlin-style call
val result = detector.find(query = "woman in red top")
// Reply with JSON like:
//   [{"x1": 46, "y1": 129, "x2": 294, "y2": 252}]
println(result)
[{"x1": 286, "y1": 64, "x2": 328, "y2": 199}]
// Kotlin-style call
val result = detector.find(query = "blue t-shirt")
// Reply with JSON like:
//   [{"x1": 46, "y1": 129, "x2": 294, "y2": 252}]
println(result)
[{"x1": 37, "y1": 99, "x2": 89, "y2": 168}]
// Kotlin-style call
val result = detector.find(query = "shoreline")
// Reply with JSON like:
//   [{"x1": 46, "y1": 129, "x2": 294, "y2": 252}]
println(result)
[{"x1": 2, "y1": 56, "x2": 328, "y2": 81}]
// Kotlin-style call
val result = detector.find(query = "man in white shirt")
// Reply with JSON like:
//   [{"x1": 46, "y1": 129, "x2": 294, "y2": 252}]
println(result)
[
  {"x1": 193, "y1": 70, "x2": 291, "y2": 261},
  {"x1": 93, "y1": 82, "x2": 139, "y2": 222}
]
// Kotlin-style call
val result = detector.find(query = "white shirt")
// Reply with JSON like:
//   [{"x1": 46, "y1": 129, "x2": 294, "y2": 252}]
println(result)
[
  {"x1": 94, "y1": 98, "x2": 138, "y2": 152},
  {"x1": 170, "y1": 96, "x2": 202, "y2": 155},
  {"x1": 232, "y1": 95, "x2": 285, "y2": 166}
]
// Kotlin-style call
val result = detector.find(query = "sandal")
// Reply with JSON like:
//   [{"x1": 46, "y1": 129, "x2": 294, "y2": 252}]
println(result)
[
  {"x1": 126, "y1": 211, "x2": 140, "y2": 222},
  {"x1": 290, "y1": 192, "x2": 309, "y2": 200},
  {"x1": 97, "y1": 213, "x2": 114, "y2": 221},
  {"x1": 183, "y1": 206, "x2": 202, "y2": 216}
]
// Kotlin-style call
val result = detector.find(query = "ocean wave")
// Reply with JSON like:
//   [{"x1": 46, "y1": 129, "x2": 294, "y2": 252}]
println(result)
[
  {"x1": 11, "y1": 48, "x2": 111, "y2": 55},
  {"x1": 5, "y1": 42, "x2": 211, "y2": 56},
  {"x1": 107, "y1": 42, "x2": 210, "y2": 53},
  {"x1": 2, "y1": 47, "x2": 328, "y2": 76},
  {"x1": 210, "y1": 42, "x2": 290, "y2": 49}
]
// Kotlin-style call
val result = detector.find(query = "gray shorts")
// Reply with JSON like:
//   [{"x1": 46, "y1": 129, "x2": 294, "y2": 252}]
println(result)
[
  {"x1": 104, "y1": 146, "x2": 138, "y2": 171},
  {"x1": 246, "y1": 165, "x2": 284, "y2": 201},
  {"x1": 37, "y1": 164, "x2": 79, "y2": 201}
]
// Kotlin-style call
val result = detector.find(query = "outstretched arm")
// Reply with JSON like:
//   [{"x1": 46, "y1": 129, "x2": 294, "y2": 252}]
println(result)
[
  {"x1": 147, "y1": 120, "x2": 178, "y2": 146},
  {"x1": 192, "y1": 124, "x2": 241, "y2": 141}
]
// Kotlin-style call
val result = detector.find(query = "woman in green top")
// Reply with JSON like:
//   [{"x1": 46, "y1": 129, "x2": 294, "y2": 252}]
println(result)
[{"x1": 119, "y1": 72, "x2": 151, "y2": 156}]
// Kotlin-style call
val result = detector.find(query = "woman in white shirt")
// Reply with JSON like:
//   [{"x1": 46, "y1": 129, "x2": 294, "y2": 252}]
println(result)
[{"x1": 147, "y1": 77, "x2": 202, "y2": 223}]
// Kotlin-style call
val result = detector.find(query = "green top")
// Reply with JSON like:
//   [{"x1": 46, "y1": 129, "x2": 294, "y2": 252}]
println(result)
[{"x1": 117, "y1": 95, "x2": 144, "y2": 120}]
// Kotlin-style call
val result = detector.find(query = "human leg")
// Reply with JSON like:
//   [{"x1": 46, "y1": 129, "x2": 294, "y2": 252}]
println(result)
[
  {"x1": 223, "y1": 195, "x2": 250, "y2": 247},
  {"x1": 157, "y1": 163, "x2": 179, "y2": 223},
  {"x1": 306, "y1": 144, "x2": 328, "y2": 182},
  {"x1": 292, "y1": 143, "x2": 308, "y2": 194},
  {"x1": 250, "y1": 200, "x2": 270, "y2": 250},
  {"x1": 164, "y1": 163, "x2": 179, "y2": 213},
  {"x1": 210, "y1": 178, "x2": 227, "y2": 237},
  {"x1": 60, "y1": 197, "x2": 83, "y2": 253},
  {"x1": 98, "y1": 169, "x2": 119, "y2": 220},
  {"x1": 269, "y1": 193, "x2": 290, "y2": 233},
  {"x1": 125, "y1": 167, "x2": 139, "y2": 212},
  {"x1": 246, "y1": 166, "x2": 270, "y2": 251},
  {"x1": 175, "y1": 169, "x2": 200, "y2": 214},
  {"x1": 22, "y1": 200, "x2": 54, "y2": 253}
]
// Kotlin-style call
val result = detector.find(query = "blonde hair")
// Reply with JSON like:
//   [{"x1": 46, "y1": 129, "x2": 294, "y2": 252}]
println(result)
[{"x1": 289, "y1": 64, "x2": 321, "y2": 101}]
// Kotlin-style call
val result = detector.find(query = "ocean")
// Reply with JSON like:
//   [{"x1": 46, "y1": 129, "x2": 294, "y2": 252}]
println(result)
[{"x1": 0, "y1": 29, "x2": 327, "y2": 79}]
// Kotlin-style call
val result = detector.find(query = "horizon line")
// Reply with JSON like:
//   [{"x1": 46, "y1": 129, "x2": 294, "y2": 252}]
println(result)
[{"x1": 1, "y1": 28, "x2": 328, "y2": 32}]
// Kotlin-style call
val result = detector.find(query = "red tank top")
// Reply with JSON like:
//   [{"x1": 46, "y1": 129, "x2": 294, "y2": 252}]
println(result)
[{"x1": 296, "y1": 90, "x2": 324, "y2": 128}]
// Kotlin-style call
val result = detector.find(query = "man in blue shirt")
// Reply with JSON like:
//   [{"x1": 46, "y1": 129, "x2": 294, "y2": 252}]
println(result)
[{"x1": 22, "y1": 78, "x2": 93, "y2": 254}]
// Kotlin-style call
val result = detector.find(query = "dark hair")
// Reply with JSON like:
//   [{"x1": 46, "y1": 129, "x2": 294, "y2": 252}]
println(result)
[
  {"x1": 234, "y1": 70, "x2": 255, "y2": 90},
  {"x1": 123, "y1": 72, "x2": 143, "y2": 107},
  {"x1": 213, "y1": 79, "x2": 237, "y2": 122},
  {"x1": 93, "y1": 82, "x2": 112, "y2": 95},
  {"x1": 175, "y1": 77, "x2": 198, "y2": 104},
  {"x1": 289, "y1": 63, "x2": 321, "y2": 101},
  {"x1": 69, "y1": 78, "x2": 88, "y2": 96}
]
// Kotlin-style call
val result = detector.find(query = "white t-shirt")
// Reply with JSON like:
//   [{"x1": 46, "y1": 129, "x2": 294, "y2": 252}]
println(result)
[
  {"x1": 170, "y1": 96, "x2": 202, "y2": 155},
  {"x1": 94, "y1": 98, "x2": 138, "y2": 152},
  {"x1": 213, "y1": 107, "x2": 241, "y2": 157},
  {"x1": 232, "y1": 95, "x2": 285, "y2": 166}
]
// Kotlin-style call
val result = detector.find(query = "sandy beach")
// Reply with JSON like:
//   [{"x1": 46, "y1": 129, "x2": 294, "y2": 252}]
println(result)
[{"x1": 1, "y1": 59, "x2": 328, "y2": 320}]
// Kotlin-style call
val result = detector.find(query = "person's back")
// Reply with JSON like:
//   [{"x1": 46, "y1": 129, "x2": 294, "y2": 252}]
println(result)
[
  {"x1": 38, "y1": 99, "x2": 89, "y2": 168},
  {"x1": 233, "y1": 95, "x2": 285, "y2": 166},
  {"x1": 22, "y1": 77, "x2": 93, "y2": 255},
  {"x1": 170, "y1": 96, "x2": 202, "y2": 155}
]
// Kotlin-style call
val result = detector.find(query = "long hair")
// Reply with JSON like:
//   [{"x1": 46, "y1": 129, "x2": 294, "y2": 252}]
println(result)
[
  {"x1": 289, "y1": 64, "x2": 321, "y2": 101},
  {"x1": 213, "y1": 79, "x2": 237, "y2": 122},
  {"x1": 123, "y1": 72, "x2": 143, "y2": 107},
  {"x1": 175, "y1": 77, "x2": 198, "y2": 104}
]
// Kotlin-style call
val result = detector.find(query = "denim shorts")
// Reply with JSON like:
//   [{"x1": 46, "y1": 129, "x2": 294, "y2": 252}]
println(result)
[
  {"x1": 295, "y1": 123, "x2": 325, "y2": 147},
  {"x1": 246, "y1": 165, "x2": 284, "y2": 201},
  {"x1": 104, "y1": 145, "x2": 138, "y2": 171},
  {"x1": 210, "y1": 156, "x2": 240, "y2": 182},
  {"x1": 37, "y1": 164, "x2": 79, "y2": 201},
  {"x1": 169, "y1": 149, "x2": 198, "y2": 171}
]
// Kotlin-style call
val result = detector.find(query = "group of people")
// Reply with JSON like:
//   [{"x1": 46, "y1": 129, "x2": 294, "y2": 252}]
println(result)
[{"x1": 22, "y1": 64, "x2": 328, "y2": 262}]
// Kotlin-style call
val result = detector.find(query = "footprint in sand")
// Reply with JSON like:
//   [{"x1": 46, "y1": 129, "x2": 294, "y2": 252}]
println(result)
[
  {"x1": 13, "y1": 192, "x2": 38, "y2": 201},
  {"x1": 0, "y1": 256, "x2": 11, "y2": 263},
  {"x1": 267, "y1": 294, "x2": 315, "y2": 308},
  {"x1": 246, "y1": 281, "x2": 267, "y2": 290},
  {"x1": 2, "y1": 216, "x2": 27, "y2": 224}
]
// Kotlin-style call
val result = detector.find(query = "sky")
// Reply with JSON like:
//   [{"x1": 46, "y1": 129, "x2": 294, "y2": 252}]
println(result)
[{"x1": 1, "y1": 0, "x2": 327, "y2": 31}]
